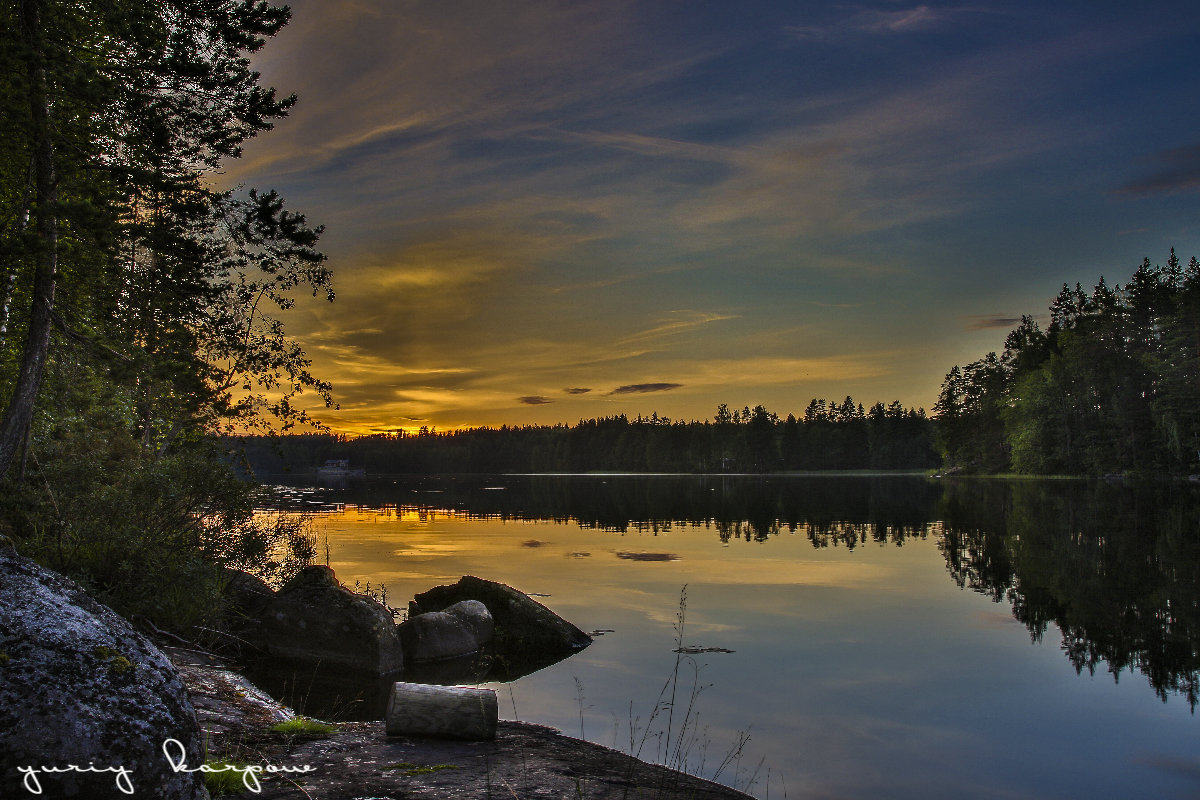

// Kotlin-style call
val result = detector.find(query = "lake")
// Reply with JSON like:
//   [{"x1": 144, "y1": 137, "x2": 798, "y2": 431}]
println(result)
[{"x1": 255, "y1": 474, "x2": 1200, "y2": 799}]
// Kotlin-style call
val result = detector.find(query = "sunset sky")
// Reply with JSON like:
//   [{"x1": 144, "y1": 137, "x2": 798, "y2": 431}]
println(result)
[{"x1": 225, "y1": 0, "x2": 1200, "y2": 435}]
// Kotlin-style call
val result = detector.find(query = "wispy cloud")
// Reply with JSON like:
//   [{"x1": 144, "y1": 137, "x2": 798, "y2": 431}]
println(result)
[
  {"x1": 963, "y1": 315, "x2": 1020, "y2": 331},
  {"x1": 609, "y1": 383, "x2": 683, "y2": 395},
  {"x1": 614, "y1": 311, "x2": 739, "y2": 350},
  {"x1": 852, "y1": 5, "x2": 943, "y2": 34},
  {"x1": 680, "y1": 355, "x2": 895, "y2": 387},
  {"x1": 1117, "y1": 142, "x2": 1200, "y2": 195},
  {"x1": 786, "y1": 4, "x2": 960, "y2": 40},
  {"x1": 222, "y1": 1, "x2": 1200, "y2": 434}
]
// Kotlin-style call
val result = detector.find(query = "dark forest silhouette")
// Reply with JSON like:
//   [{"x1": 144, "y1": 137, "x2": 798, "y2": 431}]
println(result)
[
  {"x1": 234, "y1": 399, "x2": 938, "y2": 474},
  {"x1": 936, "y1": 251, "x2": 1200, "y2": 475}
]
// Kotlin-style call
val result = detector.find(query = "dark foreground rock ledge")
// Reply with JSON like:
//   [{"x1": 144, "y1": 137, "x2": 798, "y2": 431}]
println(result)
[
  {"x1": 0, "y1": 547, "x2": 207, "y2": 800},
  {"x1": 248, "y1": 719, "x2": 756, "y2": 800},
  {"x1": 173, "y1": 648, "x2": 754, "y2": 800}
]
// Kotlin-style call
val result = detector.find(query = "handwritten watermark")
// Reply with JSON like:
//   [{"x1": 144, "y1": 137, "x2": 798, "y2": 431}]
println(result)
[
  {"x1": 17, "y1": 763, "x2": 136, "y2": 795},
  {"x1": 14, "y1": 738, "x2": 316, "y2": 795},
  {"x1": 162, "y1": 737, "x2": 316, "y2": 792}
]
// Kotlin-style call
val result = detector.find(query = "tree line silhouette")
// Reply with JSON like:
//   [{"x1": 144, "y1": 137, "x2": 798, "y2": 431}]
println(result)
[
  {"x1": 936, "y1": 251, "x2": 1200, "y2": 475},
  {"x1": 260, "y1": 473, "x2": 945, "y2": 539},
  {"x1": 235, "y1": 398, "x2": 938, "y2": 475}
]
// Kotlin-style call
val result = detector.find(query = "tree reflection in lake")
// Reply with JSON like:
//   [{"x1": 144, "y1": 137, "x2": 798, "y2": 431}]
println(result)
[
  {"x1": 261, "y1": 473, "x2": 1200, "y2": 710},
  {"x1": 266, "y1": 473, "x2": 943, "y2": 537},
  {"x1": 939, "y1": 479, "x2": 1200, "y2": 710}
]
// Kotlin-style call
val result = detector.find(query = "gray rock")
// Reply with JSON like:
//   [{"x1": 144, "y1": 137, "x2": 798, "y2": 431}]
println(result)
[
  {"x1": 445, "y1": 599, "x2": 494, "y2": 641},
  {"x1": 253, "y1": 565, "x2": 404, "y2": 675},
  {"x1": 409, "y1": 576, "x2": 592, "y2": 661},
  {"x1": 0, "y1": 546, "x2": 208, "y2": 800},
  {"x1": 399, "y1": 600, "x2": 494, "y2": 663},
  {"x1": 166, "y1": 646, "x2": 295, "y2": 740}
]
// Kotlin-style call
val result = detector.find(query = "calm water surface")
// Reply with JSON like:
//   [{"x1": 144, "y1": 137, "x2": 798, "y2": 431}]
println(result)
[{"x1": 260, "y1": 475, "x2": 1200, "y2": 800}]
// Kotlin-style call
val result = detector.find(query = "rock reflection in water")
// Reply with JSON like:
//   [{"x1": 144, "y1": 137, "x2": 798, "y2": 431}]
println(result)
[{"x1": 243, "y1": 644, "x2": 583, "y2": 721}]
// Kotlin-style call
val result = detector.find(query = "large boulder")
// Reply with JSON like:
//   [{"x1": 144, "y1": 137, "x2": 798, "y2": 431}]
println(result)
[
  {"x1": 409, "y1": 576, "x2": 591, "y2": 674},
  {"x1": 399, "y1": 599, "x2": 494, "y2": 663},
  {"x1": 0, "y1": 546, "x2": 208, "y2": 800},
  {"x1": 251, "y1": 565, "x2": 404, "y2": 675},
  {"x1": 220, "y1": 567, "x2": 275, "y2": 621}
]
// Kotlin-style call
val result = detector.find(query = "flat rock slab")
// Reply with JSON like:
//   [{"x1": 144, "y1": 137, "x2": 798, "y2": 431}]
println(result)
[
  {"x1": 165, "y1": 646, "x2": 295, "y2": 738},
  {"x1": 251, "y1": 720, "x2": 755, "y2": 800},
  {"x1": 173, "y1": 651, "x2": 753, "y2": 800}
]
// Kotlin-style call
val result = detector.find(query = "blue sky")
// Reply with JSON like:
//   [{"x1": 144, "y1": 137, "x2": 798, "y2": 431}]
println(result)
[{"x1": 225, "y1": 0, "x2": 1200, "y2": 433}]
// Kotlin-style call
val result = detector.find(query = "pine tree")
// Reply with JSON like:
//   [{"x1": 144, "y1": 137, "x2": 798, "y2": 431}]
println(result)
[{"x1": 0, "y1": 0, "x2": 329, "y2": 476}]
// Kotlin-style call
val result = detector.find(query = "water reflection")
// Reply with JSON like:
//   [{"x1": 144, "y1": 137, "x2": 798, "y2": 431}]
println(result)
[
  {"x1": 939, "y1": 479, "x2": 1200, "y2": 710},
  {"x1": 259, "y1": 474, "x2": 1200, "y2": 710},
  {"x1": 241, "y1": 659, "x2": 397, "y2": 721},
  {"x1": 244, "y1": 637, "x2": 582, "y2": 721},
  {"x1": 262, "y1": 473, "x2": 944, "y2": 534}
]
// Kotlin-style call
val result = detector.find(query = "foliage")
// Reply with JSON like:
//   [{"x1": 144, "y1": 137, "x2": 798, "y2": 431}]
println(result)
[
  {"x1": 0, "y1": 0, "x2": 329, "y2": 630},
  {"x1": 384, "y1": 762, "x2": 460, "y2": 776},
  {"x1": 935, "y1": 251, "x2": 1200, "y2": 475},
  {"x1": 202, "y1": 760, "x2": 256, "y2": 797},
  {"x1": 0, "y1": 370, "x2": 317, "y2": 629},
  {"x1": 0, "y1": 0, "x2": 332, "y2": 471}
]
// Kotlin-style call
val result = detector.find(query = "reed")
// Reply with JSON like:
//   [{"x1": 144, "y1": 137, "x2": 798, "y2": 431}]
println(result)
[{"x1": 617, "y1": 584, "x2": 770, "y2": 797}]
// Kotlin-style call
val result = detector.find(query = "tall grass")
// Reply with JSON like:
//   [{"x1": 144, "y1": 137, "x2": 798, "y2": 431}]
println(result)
[{"x1": 614, "y1": 585, "x2": 771, "y2": 797}]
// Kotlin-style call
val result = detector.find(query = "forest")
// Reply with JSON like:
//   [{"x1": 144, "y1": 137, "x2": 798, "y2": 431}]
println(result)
[
  {"x1": 936, "y1": 251, "x2": 1200, "y2": 475},
  {"x1": 235, "y1": 398, "x2": 938, "y2": 475},
  {"x1": 0, "y1": 0, "x2": 330, "y2": 628}
]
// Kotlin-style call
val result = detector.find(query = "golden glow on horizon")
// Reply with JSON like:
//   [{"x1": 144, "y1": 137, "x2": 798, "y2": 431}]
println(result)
[{"x1": 222, "y1": 1, "x2": 1200, "y2": 438}]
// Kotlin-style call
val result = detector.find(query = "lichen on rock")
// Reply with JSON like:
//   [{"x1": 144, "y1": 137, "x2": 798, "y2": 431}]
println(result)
[{"x1": 0, "y1": 545, "x2": 208, "y2": 799}]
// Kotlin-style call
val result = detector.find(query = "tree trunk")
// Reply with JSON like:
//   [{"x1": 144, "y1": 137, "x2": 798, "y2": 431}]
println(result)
[
  {"x1": 0, "y1": 157, "x2": 33, "y2": 347},
  {"x1": 0, "y1": 0, "x2": 57, "y2": 479}
]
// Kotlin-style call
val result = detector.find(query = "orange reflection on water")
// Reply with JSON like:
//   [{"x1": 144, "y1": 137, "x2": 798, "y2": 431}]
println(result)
[{"x1": 301, "y1": 506, "x2": 941, "y2": 633}]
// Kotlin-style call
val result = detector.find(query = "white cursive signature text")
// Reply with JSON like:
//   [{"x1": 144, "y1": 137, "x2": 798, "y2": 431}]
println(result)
[
  {"x1": 17, "y1": 762, "x2": 136, "y2": 795},
  {"x1": 162, "y1": 737, "x2": 316, "y2": 793},
  {"x1": 15, "y1": 740, "x2": 317, "y2": 795}
]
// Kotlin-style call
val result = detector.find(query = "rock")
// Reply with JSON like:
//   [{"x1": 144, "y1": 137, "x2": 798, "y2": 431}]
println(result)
[
  {"x1": 238, "y1": 719, "x2": 757, "y2": 800},
  {"x1": 220, "y1": 567, "x2": 275, "y2": 620},
  {"x1": 166, "y1": 646, "x2": 295, "y2": 740},
  {"x1": 0, "y1": 546, "x2": 207, "y2": 800},
  {"x1": 172, "y1": 655, "x2": 756, "y2": 800},
  {"x1": 252, "y1": 565, "x2": 404, "y2": 675},
  {"x1": 444, "y1": 599, "x2": 494, "y2": 641},
  {"x1": 398, "y1": 600, "x2": 493, "y2": 664},
  {"x1": 409, "y1": 576, "x2": 592, "y2": 673},
  {"x1": 397, "y1": 611, "x2": 477, "y2": 664}
]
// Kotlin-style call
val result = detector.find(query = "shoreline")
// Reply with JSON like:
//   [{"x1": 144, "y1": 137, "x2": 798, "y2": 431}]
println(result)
[{"x1": 168, "y1": 646, "x2": 756, "y2": 800}]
